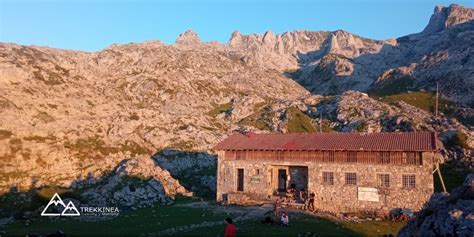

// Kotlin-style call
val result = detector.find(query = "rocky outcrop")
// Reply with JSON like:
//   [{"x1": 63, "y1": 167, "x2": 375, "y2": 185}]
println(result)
[
  {"x1": 399, "y1": 174, "x2": 474, "y2": 237},
  {"x1": 422, "y1": 4, "x2": 474, "y2": 34},
  {"x1": 227, "y1": 30, "x2": 332, "y2": 69},
  {"x1": 175, "y1": 29, "x2": 201, "y2": 45},
  {"x1": 153, "y1": 150, "x2": 217, "y2": 196},
  {"x1": 80, "y1": 155, "x2": 192, "y2": 208}
]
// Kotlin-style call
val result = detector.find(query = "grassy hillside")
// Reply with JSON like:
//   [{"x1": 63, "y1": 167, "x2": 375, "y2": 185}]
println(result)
[
  {"x1": 371, "y1": 91, "x2": 473, "y2": 126},
  {"x1": 378, "y1": 91, "x2": 448, "y2": 113},
  {"x1": 286, "y1": 107, "x2": 317, "y2": 133},
  {"x1": 368, "y1": 77, "x2": 414, "y2": 97}
]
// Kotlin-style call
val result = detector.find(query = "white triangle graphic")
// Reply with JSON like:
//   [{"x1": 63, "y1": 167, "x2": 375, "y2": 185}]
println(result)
[
  {"x1": 61, "y1": 201, "x2": 81, "y2": 216},
  {"x1": 41, "y1": 193, "x2": 66, "y2": 216}
]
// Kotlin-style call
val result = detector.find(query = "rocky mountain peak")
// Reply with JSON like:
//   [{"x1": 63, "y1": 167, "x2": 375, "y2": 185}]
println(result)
[
  {"x1": 423, "y1": 4, "x2": 474, "y2": 34},
  {"x1": 228, "y1": 31, "x2": 244, "y2": 46},
  {"x1": 175, "y1": 29, "x2": 201, "y2": 45},
  {"x1": 262, "y1": 30, "x2": 276, "y2": 45},
  {"x1": 230, "y1": 30, "x2": 242, "y2": 38}
]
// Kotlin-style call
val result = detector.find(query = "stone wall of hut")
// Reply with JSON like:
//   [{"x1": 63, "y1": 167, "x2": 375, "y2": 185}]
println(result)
[{"x1": 216, "y1": 150, "x2": 437, "y2": 214}]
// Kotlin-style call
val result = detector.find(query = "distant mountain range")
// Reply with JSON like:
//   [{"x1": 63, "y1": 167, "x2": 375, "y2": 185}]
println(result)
[
  {"x1": 225, "y1": 4, "x2": 474, "y2": 106},
  {"x1": 0, "y1": 4, "x2": 472, "y2": 193}
]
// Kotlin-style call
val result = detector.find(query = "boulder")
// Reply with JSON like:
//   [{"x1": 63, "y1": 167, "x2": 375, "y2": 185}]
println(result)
[{"x1": 399, "y1": 174, "x2": 474, "y2": 237}]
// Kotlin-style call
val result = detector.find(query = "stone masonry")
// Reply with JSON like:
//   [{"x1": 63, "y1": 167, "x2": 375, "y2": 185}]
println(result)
[{"x1": 216, "y1": 151, "x2": 436, "y2": 214}]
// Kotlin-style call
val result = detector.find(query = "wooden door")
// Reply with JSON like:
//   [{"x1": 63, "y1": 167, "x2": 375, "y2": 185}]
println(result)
[
  {"x1": 237, "y1": 168, "x2": 244, "y2": 192},
  {"x1": 278, "y1": 169, "x2": 287, "y2": 192}
]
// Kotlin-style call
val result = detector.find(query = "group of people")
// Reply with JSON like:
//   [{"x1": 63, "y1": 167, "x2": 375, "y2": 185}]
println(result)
[
  {"x1": 267, "y1": 187, "x2": 317, "y2": 228},
  {"x1": 261, "y1": 208, "x2": 290, "y2": 227},
  {"x1": 224, "y1": 211, "x2": 290, "y2": 237},
  {"x1": 285, "y1": 185, "x2": 316, "y2": 212},
  {"x1": 223, "y1": 186, "x2": 317, "y2": 236}
]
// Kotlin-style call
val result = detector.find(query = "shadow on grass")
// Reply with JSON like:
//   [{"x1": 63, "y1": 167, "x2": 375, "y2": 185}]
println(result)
[
  {"x1": 0, "y1": 149, "x2": 218, "y2": 235},
  {"x1": 151, "y1": 149, "x2": 217, "y2": 200}
]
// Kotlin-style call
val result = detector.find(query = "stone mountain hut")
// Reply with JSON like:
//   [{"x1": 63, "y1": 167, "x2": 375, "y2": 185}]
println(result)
[{"x1": 212, "y1": 132, "x2": 441, "y2": 214}]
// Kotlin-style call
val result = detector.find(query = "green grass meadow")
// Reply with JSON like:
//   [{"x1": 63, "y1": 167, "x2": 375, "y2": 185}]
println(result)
[{"x1": 2, "y1": 199, "x2": 405, "y2": 236}]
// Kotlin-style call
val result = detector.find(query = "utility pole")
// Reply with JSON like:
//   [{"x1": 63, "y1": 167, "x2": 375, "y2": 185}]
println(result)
[
  {"x1": 320, "y1": 113, "x2": 323, "y2": 133},
  {"x1": 435, "y1": 81, "x2": 439, "y2": 117}
]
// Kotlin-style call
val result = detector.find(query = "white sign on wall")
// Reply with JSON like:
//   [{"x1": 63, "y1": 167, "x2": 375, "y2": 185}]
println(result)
[{"x1": 358, "y1": 187, "x2": 380, "y2": 202}]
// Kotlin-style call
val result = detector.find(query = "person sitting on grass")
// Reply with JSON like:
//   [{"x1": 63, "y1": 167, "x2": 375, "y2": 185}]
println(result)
[
  {"x1": 224, "y1": 217, "x2": 236, "y2": 237},
  {"x1": 280, "y1": 212, "x2": 289, "y2": 226},
  {"x1": 261, "y1": 216, "x2": 274, "y2": 225}
]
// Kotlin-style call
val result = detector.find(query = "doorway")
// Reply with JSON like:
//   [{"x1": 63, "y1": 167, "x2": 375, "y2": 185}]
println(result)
[
  {"x1": 237, "y1": 168, "x2": 244, "y2": 192},
  {"x1": 278, "y1": 169, "x2": 287, "y2": 192}
]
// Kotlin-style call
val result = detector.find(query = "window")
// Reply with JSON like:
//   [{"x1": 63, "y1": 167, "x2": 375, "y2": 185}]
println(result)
[
  {"x1": 322, "y1": 172, "x2": 334, "y2": 185},
  {"x1": 380, "y1": 152, "x2": 390, "y2": 164},
  {"x1": 323, "y1": 151, "x2": 335, "y2": 162},
  {"x1": 402, "y1": 175, "x2": 416, "y2": 189},
  {"x1": 377, "y1": 174, "x2": 390, "y2": 188},
  {"x1": 347, "y1": 151, "x2": 357, "y2": 163},
  {"x1": 255, "y1": 169, "x2": 260, "y2": 175},
  {"x1": 345, "y1": 173, "x2": 357, "y2": 185}
]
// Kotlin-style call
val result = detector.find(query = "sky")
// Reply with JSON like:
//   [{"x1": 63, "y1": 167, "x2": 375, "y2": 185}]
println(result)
[{"x1": 1, "y1": 0, "x2": 473, "y2": 52}]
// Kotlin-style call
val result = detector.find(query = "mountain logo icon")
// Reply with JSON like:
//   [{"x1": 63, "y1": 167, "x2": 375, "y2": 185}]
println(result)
[
  {"x1": 61, "y1": 201, "x2": 80, "y2": 216},
  {"x1": 41, "y1": 193, "x2": 80, "y2": 217}
]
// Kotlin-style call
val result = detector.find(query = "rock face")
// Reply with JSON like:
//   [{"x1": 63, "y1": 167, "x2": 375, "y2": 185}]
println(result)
[
  {"x1": 422, "y1": 4, "x2": 474, "y2": 34},
  {"x1": 0, "y1": 38, "x2": 307, "y2": 193},
  {"x1": 399, "y1": 174, "x2": 474, "y2": 237},
  {"x1": 80, "y1": 155, "x2": 193, "y2": 208},
  {"x1": 175, "y1": 29, "x2": 201, "y2": 45},
  {"x1": 153, "y1": 150, "x2": 217, "y2": 196},
  {"x1": 227, "y1": 30, "x2": 334, "y2": 69},
  {"x1": 226, "y1": 4, "x2": 474, "y2": 106}
]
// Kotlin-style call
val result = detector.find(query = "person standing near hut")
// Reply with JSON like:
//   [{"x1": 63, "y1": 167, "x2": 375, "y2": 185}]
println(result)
[
  {"x1": 224, "y1": 217, "x2": 236, "y2": 237},
  {"x1": 308, "y1": 192, "x2": 315, "y2": 211},
  {"x1": 274, "y1": 197, "x2": 282, "y2": 221},
  {"x1": 300, "y1": 188, "x2": 308, "y2": 207}
]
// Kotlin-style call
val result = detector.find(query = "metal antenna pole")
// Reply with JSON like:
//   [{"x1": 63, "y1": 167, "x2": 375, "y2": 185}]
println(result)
[
  {"x1": 320, "y1": 113, "x2": 322, "y2": 133},
  {"x1": 435, "y1": 81, "x2": 439, "y2": 117}
]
